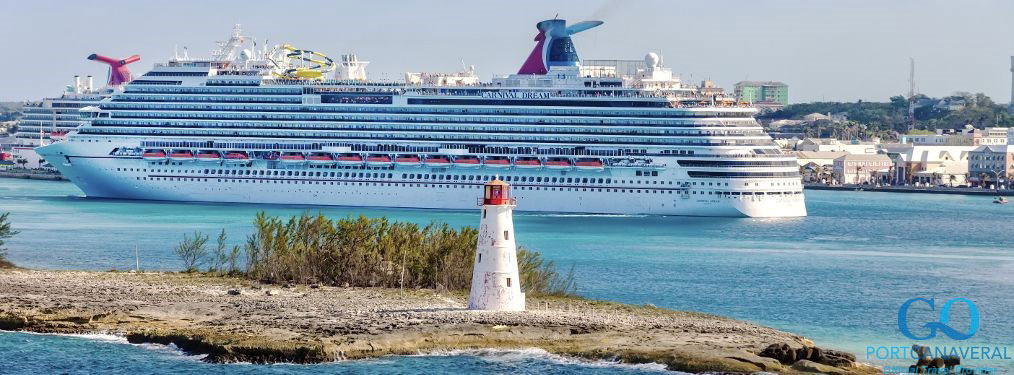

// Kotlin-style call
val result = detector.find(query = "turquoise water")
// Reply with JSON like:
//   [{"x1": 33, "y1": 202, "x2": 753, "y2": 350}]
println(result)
[{"x1": 2, "y1": 179, "x2": 1013, "y2": 373}]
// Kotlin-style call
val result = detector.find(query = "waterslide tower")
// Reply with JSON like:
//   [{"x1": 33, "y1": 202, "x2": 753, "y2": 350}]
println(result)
[{"x1": 467, "y1": 179, "x2": 525, "y2": 311}]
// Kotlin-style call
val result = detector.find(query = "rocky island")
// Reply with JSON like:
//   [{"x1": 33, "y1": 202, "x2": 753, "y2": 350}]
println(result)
[{"x1": 0, "y1": 270, "x2": 876, "y2": 374}]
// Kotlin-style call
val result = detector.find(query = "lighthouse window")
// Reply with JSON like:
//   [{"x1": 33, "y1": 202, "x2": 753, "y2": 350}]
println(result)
[
  {"x1": 478, "y1": 253, "x2": 481, "y2": 263},
  {"x1": 504, "y1": 231, "x2": 509, "y2": 240},
  {"x1": 506, "y1": 278, "x2": 512, "y2": 287},
  {"x1": 482, "y1": 209, "x2": 486, "y2": 218}
]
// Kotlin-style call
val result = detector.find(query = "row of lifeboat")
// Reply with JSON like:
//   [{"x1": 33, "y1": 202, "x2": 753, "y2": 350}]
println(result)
[{"x1": 141, "y1": 149, "x2": 606, "y2": 170}]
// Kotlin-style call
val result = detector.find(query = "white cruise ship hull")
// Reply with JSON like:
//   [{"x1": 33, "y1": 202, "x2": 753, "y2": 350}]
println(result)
[{"x1": 38, "y1": 141, "x2": 806, "y2": 218}]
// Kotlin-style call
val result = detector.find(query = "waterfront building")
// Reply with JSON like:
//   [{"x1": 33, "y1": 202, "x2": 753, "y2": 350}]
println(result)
[
  {"x1": 37, "y1": 21, "x2": 806, "y2": 217},
  {"x1": 734, "y1": 81, "x2": 788, "y2": 108},
  {"x1": 798, "y1": 138, "x2": 877, "y2": 154},
  {"x1": 792, "y1": 151, "x2": 848, "y2": 168},
  {"x1": 900, "y1": 130, "x2": 973, "y2": 146},
  {"x1": 972, "y1": 127, "x2": 1010, "y2": 146},
  {"x1": 794, "y1": 151, "x2": 847, "y2": 183},
  {"x1": 467, "y1": 179, "x2": 524, "y2": 312},
  {"x1": 968, "y1": 145, "x2": 1013, "y2": 188},
  {"x1": 882, "y1": 144, "x2": 975, "y2": 186},
  {"x1": 832, "y1": 154, "x2": 893, "y2": 185}
]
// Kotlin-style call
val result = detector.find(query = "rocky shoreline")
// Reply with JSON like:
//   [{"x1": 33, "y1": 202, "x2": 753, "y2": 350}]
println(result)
[{"x1": 0, "y1": 270, "x2": 877, "y2": 374}]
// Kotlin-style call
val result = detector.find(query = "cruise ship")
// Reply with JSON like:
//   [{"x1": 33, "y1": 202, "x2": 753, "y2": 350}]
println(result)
[
  {"x1": 38, "y1": 20, "x2": 806, "y2": 217},
  {"x1": 12, "y1": 54, "x2": 141, "y2": 168}
]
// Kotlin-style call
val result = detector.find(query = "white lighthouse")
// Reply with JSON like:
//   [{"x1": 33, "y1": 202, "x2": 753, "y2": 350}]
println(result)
[{"x1": 467, "y1": 178, "x2": 525, "y2": 311}]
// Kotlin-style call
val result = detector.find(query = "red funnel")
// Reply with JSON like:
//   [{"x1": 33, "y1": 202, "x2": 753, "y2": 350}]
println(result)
[{"x1": 88, "y1": 54, "x2": 141, "y2": 86}]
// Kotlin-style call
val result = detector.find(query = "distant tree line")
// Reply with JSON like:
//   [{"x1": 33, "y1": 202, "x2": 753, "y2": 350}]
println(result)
[
  {"x1": 760, "y1": 92, "x2": 1014, "y2": 139},
  {"x1": 175, "y1": 212, "x2": 577, "y2": 297}
]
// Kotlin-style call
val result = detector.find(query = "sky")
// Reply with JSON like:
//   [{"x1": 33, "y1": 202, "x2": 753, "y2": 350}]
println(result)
[{"x1": 1, "y1": 0, "x2": 1012, "y2": 103}]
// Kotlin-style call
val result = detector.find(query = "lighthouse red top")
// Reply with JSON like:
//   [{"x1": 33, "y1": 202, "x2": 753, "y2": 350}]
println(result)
[{"x1": 482, "y1": 179, "x2": 514, "y2": 206}]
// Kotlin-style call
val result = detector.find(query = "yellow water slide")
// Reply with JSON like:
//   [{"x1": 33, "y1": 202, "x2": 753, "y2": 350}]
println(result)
[{"x1": 273, "y1": 44, "x2": 336, "y2": 80}]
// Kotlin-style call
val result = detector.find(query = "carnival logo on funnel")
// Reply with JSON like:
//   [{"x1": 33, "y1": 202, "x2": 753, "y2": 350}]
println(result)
[{"x1": 898, "y1": 298, "x2": 980, "y2": 341}]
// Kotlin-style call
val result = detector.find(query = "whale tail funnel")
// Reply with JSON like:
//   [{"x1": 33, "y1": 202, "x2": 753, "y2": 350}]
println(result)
[
  {"x1": 517, "y1": 19, "x2": 602, "y2": 75},
  {"x1": 88, "y1": 54, "x2": 141, "y2": 87}
]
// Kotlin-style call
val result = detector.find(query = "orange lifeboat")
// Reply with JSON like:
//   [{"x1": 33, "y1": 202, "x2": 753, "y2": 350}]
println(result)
[
  {"x1": 308, "y1": 152, "x2": 335, "y2": 165},
  {"x1": 336, "y1": 153, "x2": 364, "y2": 165},
  {"x1": 575, "y1": 158, "x2": 604, "y2": 170},
  {"x1": 224, "y1": 151, "x2": 250, "y2": 163},
  {"x1": 453, "y1": 155, "x2": 481, "y2": 168},
  {"x1": 484, "y1": 156, "x2": 511, "y2": 168},
  {"x1": 424, "y1": 155, "x2": 451, "y2": 167},
  {"x1": 514, "y1": 157, "x2": 542, "y2": 169},
  {"x1": 545, "y1": 157, "x2": 573, "y2": 170},
  {"x1": 395, "y1": 154, "x2": 421, "y2": 166},
  {"x1": 280, "y1": 152, "x2": 306, "y2": 164},
  {"x1": 366, "y1": 154, "x2": 393, "y2": 166},
  {"x1": 169, "y1": 149, "x2": 194, "y2": 162},
  {"x1": 142, "y1": 149, "x2": 167, "y2": 161},
  {"x1": 196, "y1": 150, "x2": 221, "y2": 163}
]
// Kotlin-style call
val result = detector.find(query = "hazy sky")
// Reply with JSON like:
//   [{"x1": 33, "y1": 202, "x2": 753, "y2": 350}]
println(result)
[{"x1": 2, "y1": 0, "x2": 1012, "y2": 103}]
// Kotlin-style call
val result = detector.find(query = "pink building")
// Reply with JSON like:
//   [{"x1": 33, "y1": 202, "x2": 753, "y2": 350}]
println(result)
[{"x1": 832, "y1": 154, "x2": 893, "y2": 185}]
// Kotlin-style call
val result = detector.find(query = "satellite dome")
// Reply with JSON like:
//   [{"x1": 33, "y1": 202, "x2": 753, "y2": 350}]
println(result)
[{"x1": 645, "y1": 52, "x2": 660, "y2": 68}]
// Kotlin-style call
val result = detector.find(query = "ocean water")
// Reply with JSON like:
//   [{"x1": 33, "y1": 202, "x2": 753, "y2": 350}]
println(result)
[{"x1": 1, "y1": 179, "x2": 1013, "y2": 373}]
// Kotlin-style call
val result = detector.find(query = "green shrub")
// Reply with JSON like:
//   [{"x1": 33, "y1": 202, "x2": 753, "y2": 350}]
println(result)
[
  {"x1": 236, "y1": 212, "x2": 576, "y2": 296},
  {"x1": 0, "y1": 212, "x2": 18, "y2": 269}
]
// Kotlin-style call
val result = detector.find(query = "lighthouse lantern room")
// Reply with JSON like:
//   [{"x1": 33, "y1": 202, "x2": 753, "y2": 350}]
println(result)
[{"x1": 467, "y1": 178, "x2": 525, "y2": 311}]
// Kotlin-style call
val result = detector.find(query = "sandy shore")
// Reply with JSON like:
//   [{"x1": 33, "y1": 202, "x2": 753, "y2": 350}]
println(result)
[{"x1": 0, "y1": 269, "x2": 875, "y2": 374}]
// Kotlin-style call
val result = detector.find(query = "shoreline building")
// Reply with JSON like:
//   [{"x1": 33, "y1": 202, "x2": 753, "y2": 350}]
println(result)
[
  {"x1": 900, "y1": 128, "x2": 974, "y2": 146},
  {"x1": 882, "y1": 144, "x2": 974, "y2": 186},
  {"x1": 832, "y1": 154, "x2": 893, "y2": 185},
  {"x1": 467, "y1": 179, "x2": 524, "y2": 311},
  {"x1": 968, "y1": 145, "x2": 1013, "y2": 188},
  {"x1": 972, "y1": 127, "x2": 1010, "y2": 146},
  {"x1": 734, "y1": 81, "x2": 788, "y2": 110},
  {"x1": 797, "y1": 138, "x2": 878, "y2": 154}
]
